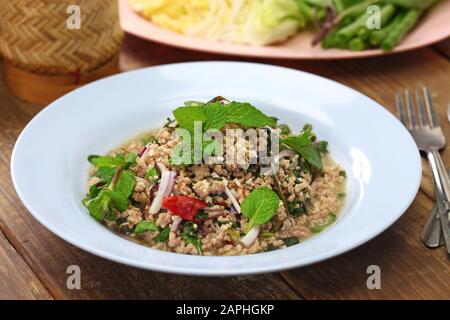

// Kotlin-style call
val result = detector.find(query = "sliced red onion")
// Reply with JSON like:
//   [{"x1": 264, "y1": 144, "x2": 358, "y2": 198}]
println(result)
[
  {"x1": 149, "y1": 171, "x2": 171, "y2": 214},
  {"x1": 225, "y1": 186, "x2": 241, "y2": 214},
  {"x1": 148, "y1": 183, "x2": 159, "y2": 204},
  {"x1": 164, "y1": 171, "x2": 177, "y2": 196},
  {"x1": 138, "y1": 146, "x2": 148, "y2": 158},
  {"x1": 156, "y1": 162, "x2": 167, "y2": 173},
  {"x1": 171, "y1": 216, "x2": 182, "y2": 232},
  {"x1": 228, "y1": 206, "x2": 237, "y2": 216},
  {"x1": 241, "y1": 225, "x2": 260, "y2": 247}
]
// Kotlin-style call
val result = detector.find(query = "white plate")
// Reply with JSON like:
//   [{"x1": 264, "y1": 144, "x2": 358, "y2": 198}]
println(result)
[{"x1": 11, "y1": 62, "x2": 421, "y2": 276}]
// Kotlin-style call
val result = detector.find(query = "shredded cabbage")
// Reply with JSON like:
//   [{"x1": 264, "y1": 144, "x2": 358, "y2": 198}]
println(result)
[{"x1": 129, "y1": 0, "x2": 308, "y2": 45}]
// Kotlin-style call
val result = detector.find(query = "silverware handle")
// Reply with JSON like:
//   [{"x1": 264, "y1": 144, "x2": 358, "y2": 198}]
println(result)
[
  {"x1": 427, "y1": 150, "x2": 450, "y2": 205},
  {"x1": 427, "y1": 150, "x2": 450, "y2": 254}
]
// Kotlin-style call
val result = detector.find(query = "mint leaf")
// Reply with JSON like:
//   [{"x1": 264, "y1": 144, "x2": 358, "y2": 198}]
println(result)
[
  {"x1": 85, "y1": 192, "x2": 110, "y2": 221},
  {"x1": 89, "y1": 154, "x2": 137, "y2": 182},
  {"x1": 89, "y1": 155, "x2": 125, "y2": 167},
  {"x1": 282, "y1": 132, "x2": 323, "y2": 169},
  {"x1": 96, "y1": 166, "x2": 117, "y2": 182},
  {"x1": 154, "y1": 226, "x2": 170, "y2": 242},
  {"x1": 241, "y1": 187, "x2": 280, "y2": 233},
  {"x1": 135, "y1": 221, "x2": 159, "y2": 234},
  {"x1": 173, "y1": 106, "x2": 207, "y2": 133},
  {"x1": 309, "y1": 213, "x2": 337, "y2": 233},
  {"x1": 88, "y1": 181, "x2": 105, "y2": 199},
  {"x1": 124, "y1": 153, "x2": 138, "y2": 169},
  {"x1": 114, "y1": 170, "x2": 136, "y2": 198},
  {"x1": 84, "y1": 168, "x2": 136, "y2": 222},
  {"x1": 203, "y1": 102, "x2": 228, "y2": 129},
  {"x1": 222, "y1": 102, "x2": 276, "y2": 128},
  {"x1": 173, "y1": 100, "x2": 276, "y2": 133}
]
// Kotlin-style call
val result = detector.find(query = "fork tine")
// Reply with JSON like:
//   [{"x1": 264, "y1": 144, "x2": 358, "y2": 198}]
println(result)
[
  {"x1": 423, "y1": 86, "x2": 439, "y2": 128},
  {"x1": 395, "y1": 91, "x2": 407, "y2": 126},
  {"x1": 404, "y1": 90, "x2": 417, "y2": 129},
  {"x1": 415, "y1": 89, "x2": 427, "y2": 128}
]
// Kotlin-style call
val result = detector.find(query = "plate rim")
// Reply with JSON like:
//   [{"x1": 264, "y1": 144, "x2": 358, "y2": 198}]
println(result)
[{"x1": 10, "y1": 61, "x2": 422, "y2": 276}]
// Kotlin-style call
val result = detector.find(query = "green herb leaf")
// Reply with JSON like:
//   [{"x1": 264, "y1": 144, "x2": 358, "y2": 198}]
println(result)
[
  {"x1": 181, "y1": 222, "x2": 202, "y2": 254},
  {"x1": 124, "y1": 153, "x2": 138, "y2": 169},
  {"x1": 261, "y1": 231, "x2": 274, "y2": 238},
  {"x1": 309, "y1": 213, "x2": 337, "y2": 233},
  {"x1": 182, "y1": 234, "x2": 202, "y2": 254},
  {"x1": 83, "y1": 168, "x2": 136, "y2": 222},
  {"x1": 145, "y1": 166, "x2": 159, "y2": 180},
  {"x1": 89, "y1": 155, "x2": 125, "y2": 167},
  {"x1": 314, "y1": 141, "x2": 329, "y2": 156},
  {"x1": 221, "y1": 102, "x2": 277, "y2": 128},
  {"x1": 282, "y1": 131, "x2": 323, "y2": 169},
  {"x1": 135, "y1": 221, "x2": 159, "y2": 234},
  {"x1": 241, "y1": 187, "x2": 280, "y2": 233},
  {"x1": 277, "y1": 124, "x2": 291, "y2": 135},
  {"x1": 173, "y1": 100, "x2": 276, "y2": 133},
  {"x1": 113, "y1": 170, "x2": 136, "y2": 198},
  {"x1": 264, "y1": 244, "x2": 280, "y2": 252},
  {"x1": 287, "y1": 200, "x2": 306, "y2": 218},
  {"x1": 89, "y1": 154, "x2": 137, "y2": 182},
  {"x1": 282, "y1": 236, "x2": 300, "y2": 247},
  {"x1": 96, "y1": 166, "x2": 117, "y2": 183},
  {"x1": 88, "y1": 181, "x2": 105, "y2": 199},
  {"x1": 154, "y1": 226, "x2": 170, "y2": 242},
  {"x1": 173, "y1": 106, "x2": 208, "y2": 133},
  {"x1": 195, "y1": 210, "x2": 209, "y2": 220},
  {"x1": 85, "y1": 192, "x2": 111, "y2": 221}
]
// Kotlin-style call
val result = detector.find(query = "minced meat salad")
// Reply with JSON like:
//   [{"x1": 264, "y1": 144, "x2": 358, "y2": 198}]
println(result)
[{"x1": 83, "y1": 97, "x2": 346, "y2": 256}]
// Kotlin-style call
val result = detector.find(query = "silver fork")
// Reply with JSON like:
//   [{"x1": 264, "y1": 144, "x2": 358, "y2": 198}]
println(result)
[{"x1": 395, "y1": 87, "x2": 450, "y2": 253}]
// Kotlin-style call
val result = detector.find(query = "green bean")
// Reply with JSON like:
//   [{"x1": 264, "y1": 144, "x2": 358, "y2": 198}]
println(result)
[
  {"x1": 382, "y1": 0, "x2": 437, "y2": 10},
  {"x1": 337, "y1": 3, "x2": 396, "y2": 42},
  {"x1": 349, "y1": 38, "x2": 367, "y2": 51},
  {"x1": 369, "y1": 12, "x2": 404, "y2": 46},
  {"x1": 297, "y1": 1, "x2": 314, "y2": 25},
  {"x1": 322, "y1": 30, "x2": 349, "y2": 49},
  {"x1": 336, "y1": 11, "x2": 370, "y2": 41},
  {"x1": 381, "y1": 9, "x2": 422, "y2": 51}
]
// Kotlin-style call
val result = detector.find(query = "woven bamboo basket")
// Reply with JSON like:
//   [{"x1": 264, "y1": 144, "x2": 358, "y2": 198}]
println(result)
[{"x1": 0, "y1": 0, "x2": 123, "y2": 104}]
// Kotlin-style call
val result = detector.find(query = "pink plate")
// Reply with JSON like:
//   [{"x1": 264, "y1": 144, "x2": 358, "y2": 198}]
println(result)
[{"x1": 119, "y1": 0, "x2": 450, "y2": 60}]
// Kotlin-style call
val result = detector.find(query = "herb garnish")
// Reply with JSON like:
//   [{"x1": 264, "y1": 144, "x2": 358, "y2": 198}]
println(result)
[
  {"x1": 145, "y1": 166, "x2": 159, "y2": 181},
  {"x1": 282, "y1": 236, "x2": 300, "y2": 247},
  {"x1": 241, "y1": 187, "x2": 280, "y2": 233},
  {"x1": 84, "y1": 166, "x2": 136, "y2": 222},
  {"x1": 135, "y1": 221, "x2": 159, "y2": 234},
  {"x1": 173, "y1": 101, "x2": 277, "y2": 133},
  {"x1": 309, "y1": 213, "x2": 337, "y2": 233},
  {"x1": 134, "y1": 221, "x2": 170, "y2": 243},
  {"x1": 88, "y1": 153, "x2": 137, "y2": 183},
  {"x1": 153, "y1": 226, "x2": 170, "y2": 242},
  {"x1": 282, "y1": 131, "x2": 323, "y2": 169},
  {"x1": 181, "y1": 222, "x2": 202, "y2": 254}
]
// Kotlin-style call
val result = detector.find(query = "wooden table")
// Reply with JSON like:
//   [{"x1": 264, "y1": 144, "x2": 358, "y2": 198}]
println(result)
[{"x1": 1, "y1": 35, "x2": 449, "y2": 300}]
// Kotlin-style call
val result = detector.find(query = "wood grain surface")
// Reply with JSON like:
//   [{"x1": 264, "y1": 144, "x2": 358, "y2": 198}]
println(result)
[{"x1": 0, "y1": 34, "x2": 449, "y2": 300}]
